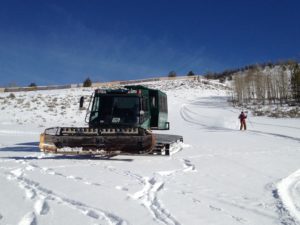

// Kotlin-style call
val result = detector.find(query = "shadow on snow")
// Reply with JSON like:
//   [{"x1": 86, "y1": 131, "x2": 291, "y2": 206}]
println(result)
[
  {"x1": 0, "y1": 142, "x2": 134, "y2": 162},
  {"x1": 1, "y1": 155, "x2": 134, "y2": 162},
  {"x1": 0, "y1": 143, "x2": 40, "y2": 152}
]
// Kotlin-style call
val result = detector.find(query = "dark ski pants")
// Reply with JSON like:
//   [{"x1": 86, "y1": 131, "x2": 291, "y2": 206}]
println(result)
[{"x1": 240, "y1": 120, "x2": 247, "y2": 130}]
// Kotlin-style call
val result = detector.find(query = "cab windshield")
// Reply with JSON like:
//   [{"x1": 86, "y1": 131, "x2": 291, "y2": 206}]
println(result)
[{"x1": 90, "y1": 95, "x2": 140, "y2": 126}]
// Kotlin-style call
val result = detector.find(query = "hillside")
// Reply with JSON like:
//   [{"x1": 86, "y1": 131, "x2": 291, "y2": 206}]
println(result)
[{"x1": 0, "y1": 79, "x2": 300, "y2": 225}]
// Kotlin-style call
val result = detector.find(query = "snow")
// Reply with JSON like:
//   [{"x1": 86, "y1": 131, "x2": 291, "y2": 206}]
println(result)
[
  {"x1": 278, "y1": 169, "x2": 300, "y2": 223},
  {"x1": 0, "y1": 79, "x2": 300, "y2": 225}
]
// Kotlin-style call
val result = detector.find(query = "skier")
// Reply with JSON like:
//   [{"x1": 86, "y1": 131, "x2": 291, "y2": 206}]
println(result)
[{"x1": 238, "y1": 111, "x2": 247, "y2": 130}]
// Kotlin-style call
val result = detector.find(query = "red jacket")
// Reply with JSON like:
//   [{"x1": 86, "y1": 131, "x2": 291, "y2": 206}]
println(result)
[{"x1": 239, "y1": 113, "x2": 247, "y2": 121}]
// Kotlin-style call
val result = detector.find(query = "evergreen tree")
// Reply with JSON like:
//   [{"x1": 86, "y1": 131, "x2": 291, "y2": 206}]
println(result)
[
  {"x1": 83, "y1": 77, "x2": 92, "y2": 87},
  {"x1": 168, "y1": 71, "x2": 177, "y2": 77},
  {"x1": 187, "y1": 71, "x2": 195, "y2": 76},
  {"x1": 28, "y1": 82, "x2": 37, "y2": 87}
]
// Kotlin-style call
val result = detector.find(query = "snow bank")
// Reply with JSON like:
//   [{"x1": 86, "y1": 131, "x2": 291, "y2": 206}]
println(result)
[{"x1": 277, "y1": 169, "x2": 300, "y2": 222}]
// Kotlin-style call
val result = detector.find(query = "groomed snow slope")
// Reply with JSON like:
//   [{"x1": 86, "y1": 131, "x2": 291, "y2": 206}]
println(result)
[{"x1": 0, "y1": 79, "x2": 300, "y2": 225}]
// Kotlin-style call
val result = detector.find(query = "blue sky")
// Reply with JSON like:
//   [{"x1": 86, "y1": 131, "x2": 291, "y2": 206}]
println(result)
[{"x1": 0, "y1": 0, "x2": 299, "y2": 86}]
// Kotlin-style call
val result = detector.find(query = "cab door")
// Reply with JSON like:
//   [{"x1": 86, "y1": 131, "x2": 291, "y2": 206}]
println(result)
[{"x1": 149, "y1": 90, "x2": 158, "y2": 128}]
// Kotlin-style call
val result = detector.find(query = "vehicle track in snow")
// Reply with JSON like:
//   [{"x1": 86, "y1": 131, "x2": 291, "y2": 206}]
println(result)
[
  {"x1": 180, "y1": 104, "x2": 210, "y2": 128},
  {"x1": 4, "y1": 160, "x2": 128, "y2": 225},
  {"x1": 180, "y1": 103, "x2": 237, "y2": 131}
]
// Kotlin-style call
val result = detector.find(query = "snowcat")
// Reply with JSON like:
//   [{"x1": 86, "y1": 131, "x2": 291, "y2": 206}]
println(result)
[{"x1": 39, "y1": 85, "x2": 183, "y2": 156}]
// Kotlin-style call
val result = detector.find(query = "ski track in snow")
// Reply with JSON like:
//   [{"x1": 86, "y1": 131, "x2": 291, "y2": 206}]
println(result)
[
  {"x1": 208, "y1": 204, "x2": 247, "y2": 223},
  {"x1": 105, "y1": 167, "x2": 177, "y2": 225},
  {"x1": 130, "y1": 176, "x2": 180, "y2": 225},
  {"x1": 179, "y1": 186, "x2": 275, "y2": 224},
  {"x1": 104, "y1": 157, "x2": 197, "y2": 225},
  {"x1": 190, "y1": 190, "x2": 277, "y2": 223},
  {"x1": 181, "y1": 159, "x2": 197, "y2": 172},
  {"x1": 14, "y1": 158, "x2": 104, "y2": 188},
  {"x1": 34, "y1": 198, "x2": 50, "y2": 215},
  {"x1": 248, "y1": 130, "x2": 300, "y2": 143},
  {"x1": 40, "y1": 166, "x2": 103, "y2": 187},
  {"x1": 4, "y1": 160, "x2": 128, "y2": 225}
]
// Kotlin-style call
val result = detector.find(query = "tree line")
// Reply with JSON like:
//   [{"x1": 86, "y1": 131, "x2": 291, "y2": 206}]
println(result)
[{"x1": 232, "y1": 61, "x2": 300, "y2": 105}]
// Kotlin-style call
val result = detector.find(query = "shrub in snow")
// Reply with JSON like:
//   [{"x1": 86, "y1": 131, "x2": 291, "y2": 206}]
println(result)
[
  {"x1": 17, "y1": 99, "x2": 25, "y2": 104},
  {"x1": 8, "y1": 93, "x2": 15, "y2": 99},
  {"x1": 24, "y1": 102, "x2": 31, "y2": 108}
]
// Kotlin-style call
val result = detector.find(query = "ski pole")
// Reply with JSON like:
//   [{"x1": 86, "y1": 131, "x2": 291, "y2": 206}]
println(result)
[
  {"x1": 243, "y1": 111, "x2": 253, "y2": 128},
  {"x1": 247, "y1": 115, "x2": 254, "y2": 128}
]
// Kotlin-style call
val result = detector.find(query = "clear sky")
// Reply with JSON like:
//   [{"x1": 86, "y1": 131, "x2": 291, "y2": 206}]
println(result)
[{"x1": 0, "y1": 0, "x2": 299, "y2": 86}]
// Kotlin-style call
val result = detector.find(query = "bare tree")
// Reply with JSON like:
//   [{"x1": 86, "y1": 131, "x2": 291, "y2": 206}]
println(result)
[{"x1": 232, "y1": 63, "x2": 297, "y2": 105}]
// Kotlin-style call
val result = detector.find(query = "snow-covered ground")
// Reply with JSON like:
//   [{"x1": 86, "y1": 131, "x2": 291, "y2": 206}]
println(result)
[{"x1": 0, "y1": 80, "x2": 300, "y2": 225}]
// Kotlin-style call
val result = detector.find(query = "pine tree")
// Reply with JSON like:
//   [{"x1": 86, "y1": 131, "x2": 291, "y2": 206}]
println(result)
[
  {"x1": 83, "y1": 77, "x2": 92, "y2": 87},
  {"x1": 187, "y1": 71, "x2": 195, "y2": 76},
  {"x1": 28, "y1": 82, "x2": 37, "y2": 87}
]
